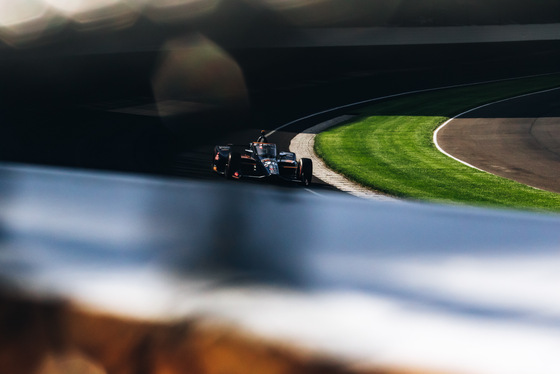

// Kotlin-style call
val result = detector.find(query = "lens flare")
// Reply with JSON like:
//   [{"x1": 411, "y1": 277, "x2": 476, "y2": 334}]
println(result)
[
  {"x1": 44, "y1": 0, "x2": 139, "y2": 30},
  {"x1": 0, "y1": 0, "x2": 62, "y2": 46},
  {"x1": 145, "y1": 0, "x2": 220, "y2": 23},
  {"x1": 152, "y1": 33, "x2": 250, "y2": 133},
  {"x1": 255, "y1": 0, "x2": 339, "y2": 26},
  {"x1": 255, "y1": 0, "x2": 401, "y2": 26}
]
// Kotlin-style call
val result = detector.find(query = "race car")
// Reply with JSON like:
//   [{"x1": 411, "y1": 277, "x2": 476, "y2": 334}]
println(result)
[{"x1": 212, "y1": 142, "x2": 313, "y2": 186}]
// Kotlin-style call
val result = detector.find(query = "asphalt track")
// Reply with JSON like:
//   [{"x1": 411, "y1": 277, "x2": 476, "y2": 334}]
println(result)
[
  {"x1": 175, "y1": 80, "x2": 560, "y2": 198},
  {"x1": 436, "y1": 88, "x2": 560, "y2": 193}
]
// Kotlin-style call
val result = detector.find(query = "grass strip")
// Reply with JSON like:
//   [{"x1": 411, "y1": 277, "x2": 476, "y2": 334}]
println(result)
[{"x1": 315, "y1": 74, "x2": 560, "y2": 213}]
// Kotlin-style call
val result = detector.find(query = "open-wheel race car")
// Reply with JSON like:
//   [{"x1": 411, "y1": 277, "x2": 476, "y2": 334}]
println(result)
[{"x1": 212, "y1": 142, "x2": 313, "y2": 186}]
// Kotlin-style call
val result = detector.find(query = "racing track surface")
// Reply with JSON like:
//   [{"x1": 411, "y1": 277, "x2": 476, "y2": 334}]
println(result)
[
  {"x1": 2, "y1": 37, "x2": 560, "y2": 196},
  {"x1": 436, "y1": 88, "x2": 560, "y2": 193}
]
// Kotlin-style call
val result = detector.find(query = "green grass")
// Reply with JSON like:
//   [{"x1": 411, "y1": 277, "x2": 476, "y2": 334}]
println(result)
[{"x1": 314, "y1": 74, "x2": 560, "y2": 213}]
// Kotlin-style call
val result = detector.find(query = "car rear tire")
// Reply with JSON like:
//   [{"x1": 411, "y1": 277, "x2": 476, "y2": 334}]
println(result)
[{"x1": 298, "y1": 158, "x2": 313, "y2": 186}]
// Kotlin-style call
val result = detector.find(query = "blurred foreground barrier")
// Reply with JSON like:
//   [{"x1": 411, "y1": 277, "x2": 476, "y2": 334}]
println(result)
[{"x1": 1, "y1": 163, "x2": 559, "y2": 374}]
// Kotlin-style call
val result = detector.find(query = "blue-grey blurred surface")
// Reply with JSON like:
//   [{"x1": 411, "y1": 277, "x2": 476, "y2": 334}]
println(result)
[
  {"x1": 1, "y1": 161, "x2": 559, "y2": 309},
  {"x1": 1, "y1": 162, "x2": 560, "y2": 374}
]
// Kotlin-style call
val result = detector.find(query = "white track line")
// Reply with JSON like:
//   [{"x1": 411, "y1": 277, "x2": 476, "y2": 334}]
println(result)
[
  {"x1": 271, "y1": 73, "x2": 560, "y2": 198},
  {"x1": 267, "y1": 72, "x2": 558, "y2": 138},
  {"x1": 433, "y1": 86, "x2": 560, "y2": 172},
  {"x1": 303, "y1": 188, "x2": 324, "y2": 197}
]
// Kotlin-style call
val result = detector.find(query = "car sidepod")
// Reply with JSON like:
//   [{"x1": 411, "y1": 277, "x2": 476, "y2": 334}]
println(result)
[{"x1": 278, "y1": 152, "x2": 299, "y2": 179}]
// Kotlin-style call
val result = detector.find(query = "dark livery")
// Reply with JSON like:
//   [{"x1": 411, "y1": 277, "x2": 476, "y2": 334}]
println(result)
[{"x1": 212, "y1": 142, "x2": 313, "y2": 186}]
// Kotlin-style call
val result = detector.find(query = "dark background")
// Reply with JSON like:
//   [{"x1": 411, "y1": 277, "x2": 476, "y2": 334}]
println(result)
[{"x1": 1, "y1": 0, "x2": 560, "y2": 178}]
